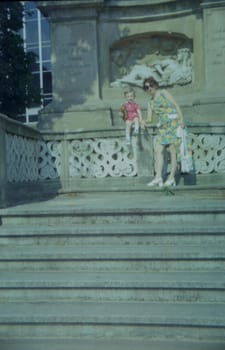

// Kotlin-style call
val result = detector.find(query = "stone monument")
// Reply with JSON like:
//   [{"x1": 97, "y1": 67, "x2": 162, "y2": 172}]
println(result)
[{"x1": 37, "y1": 0, "x2": 225, "y2": 132}]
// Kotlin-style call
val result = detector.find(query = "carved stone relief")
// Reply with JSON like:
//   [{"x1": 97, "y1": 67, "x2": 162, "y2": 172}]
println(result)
[{"x1": 110, "y1": 33, "x2": 193, "y2": 88}]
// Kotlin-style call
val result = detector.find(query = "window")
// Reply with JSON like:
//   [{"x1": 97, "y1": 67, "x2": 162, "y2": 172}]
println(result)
[{"x1": 20, "y1": 1, "x2": 52, "y2": 124}]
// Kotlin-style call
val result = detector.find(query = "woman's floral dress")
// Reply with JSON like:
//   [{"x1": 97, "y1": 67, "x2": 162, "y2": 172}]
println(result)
[
  {"x1": 150, "y1": 92, "x2": 192, "y2": 167},
  {"x1": 149, "y1": 92, "x2": 180, "y2": 146}
]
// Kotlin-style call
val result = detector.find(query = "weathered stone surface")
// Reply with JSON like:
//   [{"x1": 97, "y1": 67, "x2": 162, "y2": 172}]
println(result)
[
  {"x1": 37, "y1": 0, "x2": 225, "y2": 131},
  {"x1": 0, "y1": 190, "x2": 225, "y2": 345}
]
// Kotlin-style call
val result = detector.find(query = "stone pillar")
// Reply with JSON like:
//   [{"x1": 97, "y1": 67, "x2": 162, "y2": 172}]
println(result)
[
  {"x1": 37, "y1": 1, "x2": 111, "y2": 132},
  {"x1": 0, "y1": 126, "x2": 7, "y2": 207},
  {"x1": 201, "y1": 0, "x2": 225, "y2": 92}
]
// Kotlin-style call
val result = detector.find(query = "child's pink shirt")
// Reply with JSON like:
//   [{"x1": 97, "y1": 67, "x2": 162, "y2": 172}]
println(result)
[{"x1": 124, "y1": 101, "x2": 139, "y2": 121}]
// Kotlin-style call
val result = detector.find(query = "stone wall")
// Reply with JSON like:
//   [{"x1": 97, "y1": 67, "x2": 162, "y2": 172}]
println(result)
[{"x1": 37, "y1": 0, "x2": 225, "y2": 132}]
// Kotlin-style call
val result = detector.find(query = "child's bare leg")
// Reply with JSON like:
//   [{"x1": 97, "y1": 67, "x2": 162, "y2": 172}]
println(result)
[
  {"x1": 125, "y1": 120, "x2": 132, "y2": 143},
  {"x1": 134, "y1": 117, "x2": 139, "y2": 133}
]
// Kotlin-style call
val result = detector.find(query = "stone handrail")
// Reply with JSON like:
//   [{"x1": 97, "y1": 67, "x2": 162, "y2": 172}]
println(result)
[
  {"x1": 1, "y1": 112, "x2": 225, "y2": 207},
  {"x1": 40, "y1": 124, "x2": 225, "y2": 189}
]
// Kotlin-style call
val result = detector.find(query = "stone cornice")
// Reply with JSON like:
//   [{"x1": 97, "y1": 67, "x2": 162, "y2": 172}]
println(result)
[
  {"x1": 37, "y1": 1, "x2": 104, "y2": 17},
  {"x1": 200, "y1": 0, "x2": 225, "y2": 8}
]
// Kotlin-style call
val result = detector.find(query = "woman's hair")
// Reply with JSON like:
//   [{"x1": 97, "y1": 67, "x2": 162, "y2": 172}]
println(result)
[{"x1": 143, "y1": 77, "x2": 159, "y2": 91}]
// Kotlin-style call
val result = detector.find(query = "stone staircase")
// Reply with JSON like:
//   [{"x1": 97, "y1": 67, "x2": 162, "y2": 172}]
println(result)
[{"x1": 0, "y1": 189, "x2": 225, "y2": 350}]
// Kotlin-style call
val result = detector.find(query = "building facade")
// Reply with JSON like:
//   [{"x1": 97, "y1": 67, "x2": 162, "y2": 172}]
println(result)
[{"x1": 21, "y1": 1, "x2": 52, "y2": 124}]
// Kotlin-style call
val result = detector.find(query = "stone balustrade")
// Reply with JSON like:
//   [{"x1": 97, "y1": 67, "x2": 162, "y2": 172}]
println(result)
[
  {"x1": 0, "y1": 112, "x2": 225, "y2": 207},
  {"x1": 0, "y1": 113, "x2": 42, "y2": 207}
]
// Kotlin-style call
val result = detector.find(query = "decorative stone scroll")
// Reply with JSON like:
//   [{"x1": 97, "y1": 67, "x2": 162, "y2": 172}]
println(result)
[
  {"x1": 153, "y1": 133, "x2": 225, "y2": 175},
  {"x1": 5, "y1": 132, "x2": 225, "y2": 184},
  {"x1": 190, "y1": 134, "x2": 225, "y2": 174},
  {"x1": 69, "y1": 138, "x2": 137, "y2": 178},
  {"x1": 38, "y1": 141, "x2": 62, "y2": 180},
  {"x1": 110, "y1": 33, "x2": 193, "y2": 88}
]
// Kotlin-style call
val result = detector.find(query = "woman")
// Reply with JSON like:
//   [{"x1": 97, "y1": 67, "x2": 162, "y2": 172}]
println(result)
[{"x1": 143, "y1": 76, "x2": 185, "y2": 187}]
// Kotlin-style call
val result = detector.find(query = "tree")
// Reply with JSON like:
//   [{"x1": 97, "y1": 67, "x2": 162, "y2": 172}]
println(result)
[{"x1": 0, "y1": 2, "x2": 41, "y2": 120}]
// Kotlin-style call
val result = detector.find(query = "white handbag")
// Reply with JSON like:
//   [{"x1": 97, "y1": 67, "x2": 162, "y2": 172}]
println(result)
[{"x1": 177, "y1": 127, "x2": 193, "y2": 173}]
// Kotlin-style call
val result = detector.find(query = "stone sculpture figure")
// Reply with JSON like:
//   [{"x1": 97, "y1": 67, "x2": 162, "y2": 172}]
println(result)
[{"x1": 111, "y1": 48, "x2": 192, "y2": 88}]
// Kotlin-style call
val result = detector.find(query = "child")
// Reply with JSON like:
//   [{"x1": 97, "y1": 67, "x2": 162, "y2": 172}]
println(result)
[{"x1": 119, "y1": 88, "x2": 145, "y2": 145}]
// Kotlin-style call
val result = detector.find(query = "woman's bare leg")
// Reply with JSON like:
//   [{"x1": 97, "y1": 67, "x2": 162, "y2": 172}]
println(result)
[
  {"x1": 155, "y1": 143, "x2": 164, "y2": 179},
  {"x1": 167, "y1": 144, "x2": 177, "y2": 180},
  {"x1": 147, "y1": 143, "x2": 164, "y2": 186}
]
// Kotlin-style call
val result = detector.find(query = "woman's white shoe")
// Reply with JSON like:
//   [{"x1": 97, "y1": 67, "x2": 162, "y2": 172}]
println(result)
[
  {"x1": 147, "y1": 178, "x2": 163, "y2": 187},
  {"x1": 164, "y1": 178, "x2": 176, "y2": 187}
]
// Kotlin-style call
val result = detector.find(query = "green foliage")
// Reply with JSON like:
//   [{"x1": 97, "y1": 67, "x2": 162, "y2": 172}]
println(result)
[
  {"x1": 162, "y1": 186, "x2": 175, "y2": 196},
  {"x1": 0, "y1": 2, "x2": 41, "y2": 120}
]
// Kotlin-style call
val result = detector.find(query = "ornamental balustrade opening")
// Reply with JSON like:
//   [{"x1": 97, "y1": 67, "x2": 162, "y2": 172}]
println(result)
[{"x1": 0, "y1": 113, "x2": 224, "y2": 207}]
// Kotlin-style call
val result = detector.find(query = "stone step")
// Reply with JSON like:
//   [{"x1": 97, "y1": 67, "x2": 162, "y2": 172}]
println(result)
[
  {"x1": 1, "y1": 207, "x2": 224, "y2": 226},
  {"x1": 0, "y1": 191, "x2": 224, "y2": 346},
  {"x1": 0, "y1": 323, "x2": 224, "y2": 344},
  {"x1": 1, "y1": 224, "x2": 225, "y2": 249},
  {"x1": 1, "y1": 301, "x2": 225, "y2": 327},
  {"x1": 0, "y1": 194, "x2": 224, "y2": 226},
  {"x1": 1, "y1": 222, "x2": 225, "y2": 237},
  {"x1": 0, "y1": 244, "x2": 224, "y2": 260},
  {"x1": 1, "y1": 286, "x2": 225, "y2": 303},
  {"x1": 0, "y1": 271, "x2": 224, "y2": 290},
  {"x1": 0, "y1": 271, "x2": 224, "y2": 303},
  {"x1": 1, "y1": 190, "x2": 225, "y2": 213},
  {"x1": 1, "y1": 260, "x2": 225, "y2": 272},
  {"x1": 1, "y1": 235, "x2": 225, "y2": 248},
  {"x1": 1, "y1": 339, "x2": 225, "y2": 350}
]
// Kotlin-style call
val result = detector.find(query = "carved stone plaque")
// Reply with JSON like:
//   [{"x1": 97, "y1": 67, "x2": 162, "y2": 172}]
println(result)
[
  {"x1": 52, "y1": 22, "x2": 99, "y2": 105},
  {"x1": 205, "y1": 8, "x2": 225, "y2": 87}
]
